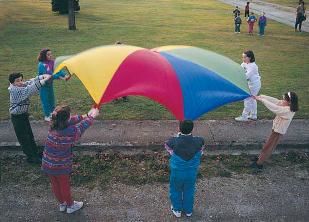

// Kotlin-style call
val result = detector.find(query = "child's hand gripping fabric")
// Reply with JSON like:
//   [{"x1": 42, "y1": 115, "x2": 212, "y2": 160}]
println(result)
[{"x1": 87, "y1": 108, "x2": 100, "y2": 118}]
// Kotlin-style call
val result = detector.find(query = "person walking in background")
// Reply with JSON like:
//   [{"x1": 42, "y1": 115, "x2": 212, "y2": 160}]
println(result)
[
  {"x1": 247, "y1": 12, "x2": 257, "y2": 35},
  {"x1": 165, "y1": 120, "x2": 205, "y2": 218},
  {"x1": 250, "y1": 92, "x2": 299, "y2": 170},
  {"x1": 42, "y1": 105, "x2": 99, "y2": 213},
  {"x1": 233, "y1": 6, "x2": 240, "y2": 18},
  {"x1": 258, "y1": 12, "x2": 267, "y2": 36},
  {"x1": 245, "y1": 2, "x2": 250, "y2": 17},
  {"x1": 37, "y1": 48, "x2": 67, "y2": 122},
  {"x1": 235, "y1": 14, "x2": 242, "y2": 33},
  {"x1": 295, "y1": 1, "x2": 306, "y2": 32},
  {"x1": 235, "y1": 50, "x2": 261, "y2": 122},
  {"x1": 8, "y1": 72, "x2": 51, "y2": 163}
]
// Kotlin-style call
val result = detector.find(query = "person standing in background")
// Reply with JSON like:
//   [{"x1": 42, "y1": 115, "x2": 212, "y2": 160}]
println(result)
[
  {"x1": 235, "y1": 14, "x2": 242, "y2": 33},
  {"x1": 245, "y1": 2, "x2": 250, "y2": 17},
  {"x1": 258, "y1": 12, "x2": 267, "y2": 36},
  {"x1": 295, "y1": 1, "x2": 306, "y2": 32}
]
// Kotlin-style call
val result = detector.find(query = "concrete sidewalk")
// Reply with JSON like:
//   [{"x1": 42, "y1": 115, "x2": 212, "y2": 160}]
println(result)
[
  {"x1": 218, "y1": 0, "x2": 309, "y2": 32},
  {"x1": 1, "y1": 119, "x2": 309, "y2": 221},
  {"x1": 1, "y1": 119, "x2": 308, "y2": 152}
]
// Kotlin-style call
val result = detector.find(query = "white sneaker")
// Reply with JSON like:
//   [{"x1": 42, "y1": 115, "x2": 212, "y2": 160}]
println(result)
[
  {"x1": 235, "y1": 116, "x2": 249, "y2": 122},
  {"x1": 66, "y1": 201, "x2": 83, "y2": 214},
  {"x1": 186, "y1": 213, "x2": 192, "y2": 217},
  {"x1": 44, "y1": 116, "x2": 51, "y2": 122},
  {"x1": 171, "y1": 205, "x2": 181, "y2": 218},
  {"x1": 59, "y1": 202, "x2": 67, "y2": 212}
]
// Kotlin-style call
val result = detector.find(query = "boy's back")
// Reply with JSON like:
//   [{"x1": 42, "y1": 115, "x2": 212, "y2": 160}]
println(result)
[{"x1": 166, "y1": 134, "x2": 204, "y2": 161}]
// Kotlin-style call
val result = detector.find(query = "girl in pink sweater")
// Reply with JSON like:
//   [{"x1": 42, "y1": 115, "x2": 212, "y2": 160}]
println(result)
[{"x1": 250, "y1": 92, "x2": 299, "y2": 170}]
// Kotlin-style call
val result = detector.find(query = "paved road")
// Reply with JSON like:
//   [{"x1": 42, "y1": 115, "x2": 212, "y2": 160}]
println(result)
[
  {"x1": 218, "y1": 0, "x2": 309, "y2": 32},
  {"x1": 1, "y1": 161, "x2": 308, "y2": 221}
]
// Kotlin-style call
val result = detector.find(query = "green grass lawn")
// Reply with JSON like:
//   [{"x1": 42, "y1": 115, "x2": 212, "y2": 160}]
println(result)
[{"x1": 1, "y1": 0, "x2": 308, "y2": 120}]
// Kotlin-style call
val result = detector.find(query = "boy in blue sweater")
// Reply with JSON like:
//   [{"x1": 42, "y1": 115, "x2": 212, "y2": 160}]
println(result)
[{"x1": 165, "y1": 120, "x2": 205, "y2": 218}]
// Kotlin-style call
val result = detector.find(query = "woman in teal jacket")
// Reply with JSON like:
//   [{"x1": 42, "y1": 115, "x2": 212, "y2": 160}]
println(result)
[{"x1": 37, "y1": 48, "x2": 67, "y2": 121}]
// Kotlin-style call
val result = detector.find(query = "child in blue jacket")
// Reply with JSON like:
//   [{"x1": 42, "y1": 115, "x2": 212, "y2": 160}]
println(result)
[
  {"x1": 37, "y1": 48, "x2": 67, "y2": 121},
  {"x1": 258, "y1": 12, "x2": 267, "y2": 36},
  {"x1": 165, "y1": 120, "x2": 205, "y2": 218}
]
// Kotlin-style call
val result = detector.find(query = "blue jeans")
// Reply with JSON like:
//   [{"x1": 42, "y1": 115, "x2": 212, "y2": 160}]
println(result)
[{"x1": 169, "y1": 169, "x2": 197, "y2": 214}]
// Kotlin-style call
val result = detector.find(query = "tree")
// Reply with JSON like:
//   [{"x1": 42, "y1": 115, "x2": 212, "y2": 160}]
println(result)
[
  {"x1": 68, "y1": 0, "x2": 76, "y2": 30},
  {"x1": 51, "y1": 0, "x2": 80, "y2": 14}
]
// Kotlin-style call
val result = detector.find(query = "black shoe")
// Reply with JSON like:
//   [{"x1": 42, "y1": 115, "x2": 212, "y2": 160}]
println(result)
[
  {"x1": 122, "y1": 96, "x2": 129, "y2": 102},
  {"x1": 27, "y1": 156, "x2": 42, "y2": 164},
  {"x1": 113, "y1": 98, "x2": 120, "y2": 103},
  {"x1": 249, "y1": 161, "x2": 263, "y2": 170},
  {"x1": 38, "y1": 152, "x2": 43, "y2": 158},
  {"x1": 250, "y1": 156, "x2": 259, "y2": 162}
]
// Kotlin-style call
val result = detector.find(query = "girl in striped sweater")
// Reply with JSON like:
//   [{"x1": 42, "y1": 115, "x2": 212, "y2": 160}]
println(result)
[{"x1": 42, "y1": 105, "x2": 99, "y2": 213}]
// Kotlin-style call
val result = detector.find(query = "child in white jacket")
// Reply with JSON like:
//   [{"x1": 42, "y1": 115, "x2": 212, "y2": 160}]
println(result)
[
  {"x1": 235, "y1": 50, "x2": 261, "y2": 121},
  {"x1": 250, "y1": 92, "x2": 299, "y2": 169}
]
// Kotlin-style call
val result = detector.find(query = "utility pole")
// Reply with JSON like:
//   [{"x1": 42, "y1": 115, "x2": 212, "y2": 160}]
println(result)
[{"x1": 68, "y1": 0, "x2": 76, "y2": 30}]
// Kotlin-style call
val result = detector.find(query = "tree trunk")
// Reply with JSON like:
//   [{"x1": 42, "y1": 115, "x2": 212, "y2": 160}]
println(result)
[{"x1": 68, "y1": 0, "x2": 76, "y2": 30}]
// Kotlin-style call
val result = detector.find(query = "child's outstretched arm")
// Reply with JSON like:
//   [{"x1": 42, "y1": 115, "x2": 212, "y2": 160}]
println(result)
[
  {"x1": 164, "y1": 138, "x2": 175, "y2": 155},
  {"x1": 18, "y1": 75, "x2": 51, "y2": 100},
  {"x1": 200, "y1": 138, "x2": 205, "y2": 155},
  {"x1": 52, "y1": 70, "x2": 67, "y2": 80},
  {"x1": 68, "y1": 115, "x2": 84, "y2": 126},
  {"x1": 258, "y1": 95, "x2": 280, "y2": 104},
  {"x1": 69, "y1": 108, "x2": 96, "y2": 125},
  {"x1": 258, "y1": 97, "x2": 290, "y2": 116},
  {"x1": 72, "y1": 109, "x2": 99, "y2": 141},
  {"x1": 68, "y1": 108, "x2": 99, "y2": 126}
]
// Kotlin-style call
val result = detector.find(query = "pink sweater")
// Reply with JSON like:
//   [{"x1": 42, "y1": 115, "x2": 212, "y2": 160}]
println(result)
[{"x1": 259, "y1": 95, "x2": 295, "y2": 134}]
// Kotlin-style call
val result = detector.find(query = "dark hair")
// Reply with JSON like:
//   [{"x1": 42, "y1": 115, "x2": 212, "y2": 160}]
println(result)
[
  {"x1": 115, "y1": 41, "x2": 123, "y2": 45},
  {"x1": 283, "y1": 92, "x2": 299, "y2": 112},
  {"x1": 37, "y1": 48, "x2": 50, "y2": 62},
  {"x1": 9, "y1": 72, "x2": 23, "y2": 84},
  {"x1": 50, "y1": 105, "x2": 71, "y2": 130},
  {"x1": 247, "y1": 2, "x2": 250, "y2": 4},
  {"x1": 179, "y1": 120, "x2": 194, "y2": 135},
  {"x1": 243, "y1": 50, "x2": 255, "y2": 63}
]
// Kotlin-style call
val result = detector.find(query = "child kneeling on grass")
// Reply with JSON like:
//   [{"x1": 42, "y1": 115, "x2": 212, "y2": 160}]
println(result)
[
  {"x1": 41, "y1": 105, "x2": 99, "y2": 213},
  {"x1": 164, "y1": 120, "x2": 205, "y2": 218},
  {"x1": 250, "y1": 92, "x2": 298, "y2": 170}
]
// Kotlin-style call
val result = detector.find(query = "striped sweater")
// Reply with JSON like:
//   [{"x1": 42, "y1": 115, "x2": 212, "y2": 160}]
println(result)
[
  {"x1": 8, "y1": 76, "x2": 43, "y2": 115},
  {"x1": 42, "y1": 115, "x2": 94, "y2": 175}
]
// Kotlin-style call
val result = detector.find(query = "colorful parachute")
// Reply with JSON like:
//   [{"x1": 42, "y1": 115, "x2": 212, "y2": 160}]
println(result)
[{"x1": 54, "y1": 45, "x2": 250, "y2": 120}]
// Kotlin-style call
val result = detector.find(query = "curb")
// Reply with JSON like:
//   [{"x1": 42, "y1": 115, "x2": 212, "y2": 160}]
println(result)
[{"x1": 1, "y1": 143, "x2": 309, "y2": 155}]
